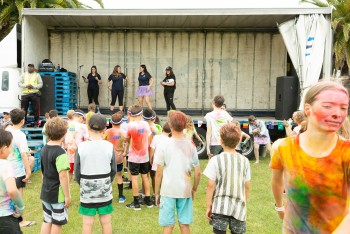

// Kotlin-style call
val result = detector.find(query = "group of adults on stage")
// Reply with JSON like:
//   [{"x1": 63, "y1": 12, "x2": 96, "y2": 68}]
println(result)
[{"x1": 82, "y1": 64, "x2": 177, "y2": 113}]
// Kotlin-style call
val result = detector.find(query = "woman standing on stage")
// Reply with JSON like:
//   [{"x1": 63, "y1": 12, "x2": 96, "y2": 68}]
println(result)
[
  {"x1": 82, "y1": 65, "x2": 102, "y2": 112},
  {"x1": 137, "y1": 64, "x2": 154, "y2": 109},
  {"x1": 108, "y1": 65, "x2": 128, "y2": 112},
  {"x1": 160, "y1": 66, "x2": 176, "y2": 111}
]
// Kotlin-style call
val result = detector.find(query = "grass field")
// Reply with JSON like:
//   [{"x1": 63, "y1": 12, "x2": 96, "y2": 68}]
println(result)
[{"x1": 22, "y1": 156, "x2": 282, "y2": 234}]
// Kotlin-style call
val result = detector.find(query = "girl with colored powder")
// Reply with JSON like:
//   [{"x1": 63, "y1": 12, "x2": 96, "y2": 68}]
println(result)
[{"x1": 270, "y1": 81, "x2": 350, "y2": 233}]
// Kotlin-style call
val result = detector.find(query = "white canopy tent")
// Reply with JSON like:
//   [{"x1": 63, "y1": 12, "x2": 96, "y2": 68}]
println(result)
[{"x1": 278, "y1": 14, "x2": 331, "y2": 110}]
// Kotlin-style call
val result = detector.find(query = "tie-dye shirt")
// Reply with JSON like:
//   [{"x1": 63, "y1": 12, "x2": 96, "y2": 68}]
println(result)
[
  {"x1": 6, "y1": 126, "x2": 28, "y2": 177},
  {"x1": 64, "y1": 121, "x2": 89, "y2": 163},
  {"x1": 104, "y1": 128, "x2": 126, "y2": 165},
  {"x1": 0, "y1": 159, "x2": 16, "y2": 217},
  {"x1": 270, "y1": 135, "x2": 350, "y2": 233},
  {"x1": 205, "y1": 110, "x2": 233, "y2": 145},
  {"x1": 126, "y1": 121, "x2": 151, "y2": 163}
]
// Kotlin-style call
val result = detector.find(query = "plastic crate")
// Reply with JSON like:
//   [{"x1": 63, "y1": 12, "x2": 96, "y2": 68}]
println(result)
[
  {"x1": 55, "y1": 76, "x2": 76, "y2": 81},
  {"x1": 55, "y1": 89, "x2": 76, "y2": 94},
  {"x1": 55, "y1": 80, "x2": 77, "y2": 86},
  {"x1": 55, "y1": 102, "x2": 76, "y2": 108},
  {"x1": 32, "y1": 158, "x2": 41, "y2": 172},
  {"x1": 55, "y1": 106, "x2": 72, "y2": 112},
  {"x1": 55, "y1": 97, "x2": 76, "y2": 103},
  {"x1": 22, "y1": 128, "x2": 44, "y2": 141},
  {"x1": 55, "y1": 85, "x2": 77, "y2": 90},
  {"x1": 53, "y1": 72, "x2": 76, "y2": 78}
]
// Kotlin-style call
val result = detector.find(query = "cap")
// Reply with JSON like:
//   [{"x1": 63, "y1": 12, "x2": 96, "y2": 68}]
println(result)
[
  {"x1": 28, "y1": 64, "x2": 34, "y2": 67},
  {"x1": 165, "y1": 66, "x2": 172, "y2": 71},
  {"x1": 89, "y1": 114, "x2": 107, "y2": 131}
]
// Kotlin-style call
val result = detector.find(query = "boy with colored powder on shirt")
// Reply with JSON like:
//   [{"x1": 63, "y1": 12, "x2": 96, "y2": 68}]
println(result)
[
  {"x1": 154, "y1": 111, "x2": 201, "y2": 234},
  {"x1": 0, "y1": 129, "x2": 25, "y2": 234},
  {"x1": 104, "y1": 111, "x2": 127, "y2": 203},
  {"x1": 40, "y1": 117, "x2": 71, "y2": 234},
  {"x1": 125, "y1": 105, "x2": 153, "y2": 210},
  {"x1": 204, "y1": 122, "x2": 251, "y2": 234}
]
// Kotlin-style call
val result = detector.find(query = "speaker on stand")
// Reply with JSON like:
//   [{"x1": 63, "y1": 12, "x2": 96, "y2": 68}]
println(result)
[
  {"x1": 275, "y1": 76, "x2": 299, "y2": 120},
  {"x1": 40, "y1": 75, "x2": 55, "y2": 116}
]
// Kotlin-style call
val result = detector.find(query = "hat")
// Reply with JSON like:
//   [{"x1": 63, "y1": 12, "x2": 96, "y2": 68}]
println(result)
[
  {"x1": 165, "y1": 66, "x2": 172, "y2": 71},
  {"x1": 89, "y1": 114, "x2": 106, "y2": 131},
  {"x1": 28, "y1": 64, "x2": 34, "y2": 67}
]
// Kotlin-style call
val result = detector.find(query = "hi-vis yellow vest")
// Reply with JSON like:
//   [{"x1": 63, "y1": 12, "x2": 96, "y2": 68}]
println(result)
[{"x1": 22, "y1": 72, "x2": 40, "y2": 94}]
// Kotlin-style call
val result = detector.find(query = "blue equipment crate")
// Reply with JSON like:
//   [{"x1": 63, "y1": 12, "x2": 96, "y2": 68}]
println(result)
[
  {"x1": 32, "y1": 158, "x2": 41, "y2": 172},
  {"x1": 55, "y1": 80, "x2": 77, "y2": 86},
  {"x1": 22, "y1": 128, "x2": 44, "y2": 141},
  {"x1": 56, "y1": 106, "x2": 72, "y2": 112},
  {"x1": 55, "y1": 102, "x2": 76, "y2": 108},
  {"x1": 55, "y1": 85, "x2": 77, "y2": 90},
  {"x1": 53, "y1": 72, "x2": 76, "y2": 78},
  {"x1": 55, "y1": 97, "x2": 76, "y2": 102},
  {"x1": 55, "y1": 89, "x2": 76, "y2": 94},
  {"x1": 55, "y1": 76, "x2": 76, "y2": 81}
]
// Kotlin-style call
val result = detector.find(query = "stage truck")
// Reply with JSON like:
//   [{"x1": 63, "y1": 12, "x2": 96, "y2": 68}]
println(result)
[{"x1": 0, "y1": 5, "x2": 333, "y2": 159}]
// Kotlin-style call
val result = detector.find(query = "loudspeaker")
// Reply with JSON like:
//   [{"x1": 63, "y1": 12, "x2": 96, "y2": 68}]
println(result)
[
  {"x1": 275, "y1": 76, "x2": 299, "y2": 120},
  {"x1": 40, "y1": 75, "x2": 55, "y2": 116}
]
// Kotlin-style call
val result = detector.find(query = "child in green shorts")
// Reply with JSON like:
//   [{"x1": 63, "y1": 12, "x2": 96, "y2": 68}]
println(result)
[{"x1": 74, "y1": 114, "x2": 117, "y2": 234}]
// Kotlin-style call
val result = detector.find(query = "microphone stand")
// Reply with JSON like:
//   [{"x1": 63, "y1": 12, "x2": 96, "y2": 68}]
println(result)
[{"x1": 77, "y1": 65, "x2": 83, "y2": 108}]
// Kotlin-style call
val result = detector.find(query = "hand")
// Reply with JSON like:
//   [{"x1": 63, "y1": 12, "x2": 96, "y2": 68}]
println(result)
[
  {"x1": 64, "y1": 196, "x2": 71, "y2": 208},
  {"x1": 277, "y1": 210, "x2": 284, "y2": 220},
  {"x1": 22, "y1": 172, "x2": 31, "y2": 183},
  {"x1": 13, "y1": 205, "x2": 24, "y2": 218},
  {"x1": 205, "y1": 207, "x2": 212, "y2": 221},
  {"x1": 95, "y1": 77, "x2": 99, "y2": 81},
  {"x1": 82, "y1": 76, "x2": 86, "y2": 79},
  {"x1": 155, "y1": 195, "x2": 161, "y2": 207},
  {"x1": 26, "y1": 84, "x2": 33, "y2": 89},
  {"x1": 282, "y1": 120, "x2": 289, "y2": 127},
  {"x1": 146, "y1": 85, "x2": 151, "y2": 91}
]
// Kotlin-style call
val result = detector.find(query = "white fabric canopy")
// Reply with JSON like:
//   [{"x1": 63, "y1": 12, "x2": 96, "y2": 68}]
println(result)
[
  {"x1": 0, "y1": 25, "x2": 18, "y2": 68},
  {"x1": 278, "y1": 14, "x2": 330, "y2": 109}
]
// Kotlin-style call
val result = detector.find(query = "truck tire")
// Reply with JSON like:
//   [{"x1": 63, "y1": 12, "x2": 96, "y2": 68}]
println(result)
[
  {"x1": 241, "y1": 137, "x2": 255, "y2": 160},
  {"x1": 194, "y1": 127, "x2": 207, "y2": 159}
]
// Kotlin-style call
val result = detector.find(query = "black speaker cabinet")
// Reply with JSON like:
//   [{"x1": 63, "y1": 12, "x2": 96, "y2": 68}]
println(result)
[
  {"x1": 40, "y1": 75, "x2": 55, "y2": 116},
  {"x1": 275, "y1": 76, "x2": 299, "y2": 120}
]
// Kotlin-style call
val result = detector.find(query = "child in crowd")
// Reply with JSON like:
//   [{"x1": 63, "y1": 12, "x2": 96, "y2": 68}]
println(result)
[
  {"x1": 205, "y1": 96, "x2": 233, "y2": 159},
  {"x1": 75, "y1": 114, "x2": 116, "y2": 234},
  {"x1": 184, "y1": 115, "x2": 204, "y2": 147},
  {"x1": 154, "y1": 111, "x2": 201, "y2": 233},
  {"x1": 66, "y1": 110, "x2": 75, "y2": 123},
  {"x1": 40, "y1": 118, "x2": 70, "y2": 234},
  {"x1": 231, "y1": 120, "x2": 251, "y2": 154},
  {"x1": 282, "y1": 111, "x2": 306, "y2": 137},
  {"x1": 0, "y1": 129, "x2": 25, "y2": 234},
  {"x1": 64, "y1": 109, "x2": 88, "y2": 176},
  {"x1": 5, "y1": 108, "x2": 35, "y2": 227},
  {"x1": 125, "y1": 105, "x2": 153, "y2": 210},
  {"x1": 0, "y1": 111, "x2": 12, "y2": 128},
  {"x1": 104, "y1": 111, "x2": 127, "y2": 203},
  {"x1": 248, "y1": 115, "x2": 271, "y2": 164},
  {"x1": 149, "y1": 121, "x2": 171, "y2": 199},
  {"x1": 86, "y1": 103, "x2": 96, "y2": 123},
  {"x1": 42, "y1": 109, "x2": 58, "y2": 145},
  {"x1": 204, "y1": 123, "x2": 251, "y2": 234}
]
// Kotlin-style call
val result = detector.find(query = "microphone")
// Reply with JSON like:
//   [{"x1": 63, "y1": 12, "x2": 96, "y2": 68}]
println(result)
[{"x1": 79, "y1": 65, "x2": 84, "y2": 68}]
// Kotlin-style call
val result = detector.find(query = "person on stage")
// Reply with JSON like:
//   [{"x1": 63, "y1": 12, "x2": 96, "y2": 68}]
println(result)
[
  {"x1": 108, "y1": 65, "x2": 128, "y2": 112},
  {"x1": 82, "y1": 66, "x2": 102, "y2": 112},
  {"x1": 160, "y1": 66, "x2": 176, "y2": 111},
  {"x1": 18, "y1": 63, "x2": 43, "y2": 127},
  {"x1": 137, "y1": 65, "x2": 153, "y2": 109}
]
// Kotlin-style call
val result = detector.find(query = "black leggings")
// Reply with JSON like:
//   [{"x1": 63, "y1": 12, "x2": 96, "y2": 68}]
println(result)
[
  {"x1": 164, "y1": 90, "x2": 176, "y2": 111},
  {"x1": 21, "y1": 93, "x2": 40, "y2": 123},
  {"x1": 110, "y1": 90, "x2": 124, "y2": 106},
  {"x1": 88, "y1": 88, "x2": 99, "y2": 105}
]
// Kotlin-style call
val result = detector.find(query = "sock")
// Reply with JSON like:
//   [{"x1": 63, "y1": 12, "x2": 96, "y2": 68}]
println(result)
[
  {"x1": 134, "y1": 196, "x2": 139, "y2": 205},
  {"x1": 145, "y1": 196, "x2": 151, "y2": 203},
  {"x1": 118, "y1": 183, "x2": 123, "y2": 197}
]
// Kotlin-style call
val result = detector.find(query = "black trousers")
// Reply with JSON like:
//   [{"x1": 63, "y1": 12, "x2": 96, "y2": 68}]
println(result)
[
  {"x1": 21, "y1": 93, "x2": 40, "y2": 123},
  {"x1": 164, "y1": 90, "x2": 176, "y2": 111},
  {"x1": 0, "y1": 216, "x2": 22, "y2": 234},
  {"x1": 110, "y1": 90, "x2": 124, "y2": 106},
  {"x1": 88, "y1": 88, "x2": 99, "y2": 105}
]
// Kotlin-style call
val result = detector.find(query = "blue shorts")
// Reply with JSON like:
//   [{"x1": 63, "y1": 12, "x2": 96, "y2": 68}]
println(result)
[
  {"x1": 42, "y1": 200, "x2": 68, "y2": 225},
  {"x1": 159, "y1": 196, "x2": 193, "y2": 226}
]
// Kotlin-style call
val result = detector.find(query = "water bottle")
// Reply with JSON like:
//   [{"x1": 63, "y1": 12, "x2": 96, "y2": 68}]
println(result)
[{"x1": 57, "y1": 64, "x2": 61, "y2": 72}]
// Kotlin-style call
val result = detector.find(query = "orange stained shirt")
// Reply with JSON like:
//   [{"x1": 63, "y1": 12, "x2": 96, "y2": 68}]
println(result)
[{"x1": 270, "y1": 135, "x2": 350, "y2": 234}]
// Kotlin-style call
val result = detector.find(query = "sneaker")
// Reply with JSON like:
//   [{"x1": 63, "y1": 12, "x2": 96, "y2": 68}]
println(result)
[
  {"x1": 122, "y1": 176, "x2": 130, "y2": 184},
  {"x1": 119, "y1": 195, "x2": 126, "y2": 203},
  {"x1": 124, "y1": 168, "x2": 128, "y2": 174},
  {"x1": 138, "y1": 196, "x2": 144, "y2": 205},
  {"x1": 126, "y1": 202, "x2": 141, "y2": 211},
  {"x1": 143, "y1": 199, "x2": 154, "y2": 208}
]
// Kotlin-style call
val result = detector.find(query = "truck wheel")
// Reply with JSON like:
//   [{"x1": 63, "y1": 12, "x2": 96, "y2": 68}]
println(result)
[
  {"x1": 241, "y1": 137, "x2": 255, "y2": 160},
  {"x1": 194, "y1": 127, "x2": 207, "y2": 159}
]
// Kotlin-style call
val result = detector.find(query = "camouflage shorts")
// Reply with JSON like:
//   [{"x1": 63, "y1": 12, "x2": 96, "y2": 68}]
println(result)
[{"x1": 211, "y1": 213, "x2": 246, "y2": 234}]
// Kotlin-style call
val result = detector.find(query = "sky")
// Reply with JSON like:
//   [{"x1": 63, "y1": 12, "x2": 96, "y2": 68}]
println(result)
[{"x1": 81, "y1": 0, "x2": 316, "y2": 9}]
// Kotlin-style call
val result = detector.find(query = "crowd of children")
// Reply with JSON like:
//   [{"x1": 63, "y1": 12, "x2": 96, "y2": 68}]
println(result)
[{"x1": 1, "y1": 80, "x2": 350, "y2": 233}]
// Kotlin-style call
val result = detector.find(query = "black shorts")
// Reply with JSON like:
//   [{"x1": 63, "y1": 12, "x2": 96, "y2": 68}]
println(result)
[
  {"x1": 129, "y1": 162, "x2": 150, "y2": 175},
  {"x1": 210, "y1": 145, "x2": 223, "y2": 156},
  {"x1": 0, "y1": 215, "x2": 23, "y2": 234},
  {"x1": 15, "y1": 176, "x2": 26, "y2": 189},
  {"x1": 211, "y1": 213, "x2": 246, "y2": 234},
  {"x1": 117, "y1": 163, "x2": 123, "y2": 172}
]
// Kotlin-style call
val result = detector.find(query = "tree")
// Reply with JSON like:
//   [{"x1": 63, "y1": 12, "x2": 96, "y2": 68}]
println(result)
[
  {"x1": 301, "y1": 0, "x2": 350, "y2": 75},
  {"x1": 0, "y1": 0, "x2": 104, "y2": 41}
]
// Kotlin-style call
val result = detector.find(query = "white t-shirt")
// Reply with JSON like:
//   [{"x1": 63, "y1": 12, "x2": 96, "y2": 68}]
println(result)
[
  {"x1": 204, "y1": 152, "x2": 251, "y2": 221},
  {"x1": 154, "y1": 138, "x2": 200, "y2": 198},
  {"x1": 0, "y1": 159, "x2": 16, "y2": 217},
  {"x1": 150, "y1": 134, "x2": 169, "y2": 171},
  {"x1": 6, "y1": 126, "x2": 28, "y2": 177},
  {"x1": 204, "y1": 110, "x2": 233, "y2": 146}
]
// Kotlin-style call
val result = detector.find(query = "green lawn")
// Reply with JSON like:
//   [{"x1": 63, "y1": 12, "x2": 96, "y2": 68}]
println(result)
[{"x1": 22, "y1": 156, "x2": 281, "y2": 234}]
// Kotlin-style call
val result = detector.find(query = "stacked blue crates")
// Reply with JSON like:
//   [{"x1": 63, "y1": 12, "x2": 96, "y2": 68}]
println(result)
[
  {"x1": 39, "y1": 72, "x2": 77, "y2": 115},
  {"x1": 22, "y1": 128, "x2": 44, "y2": 172}
]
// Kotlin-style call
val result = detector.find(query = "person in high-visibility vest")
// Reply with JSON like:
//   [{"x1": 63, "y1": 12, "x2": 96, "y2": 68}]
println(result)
[{"x1": 18, "y1": 64, "x2": 43, "y2": 127}]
